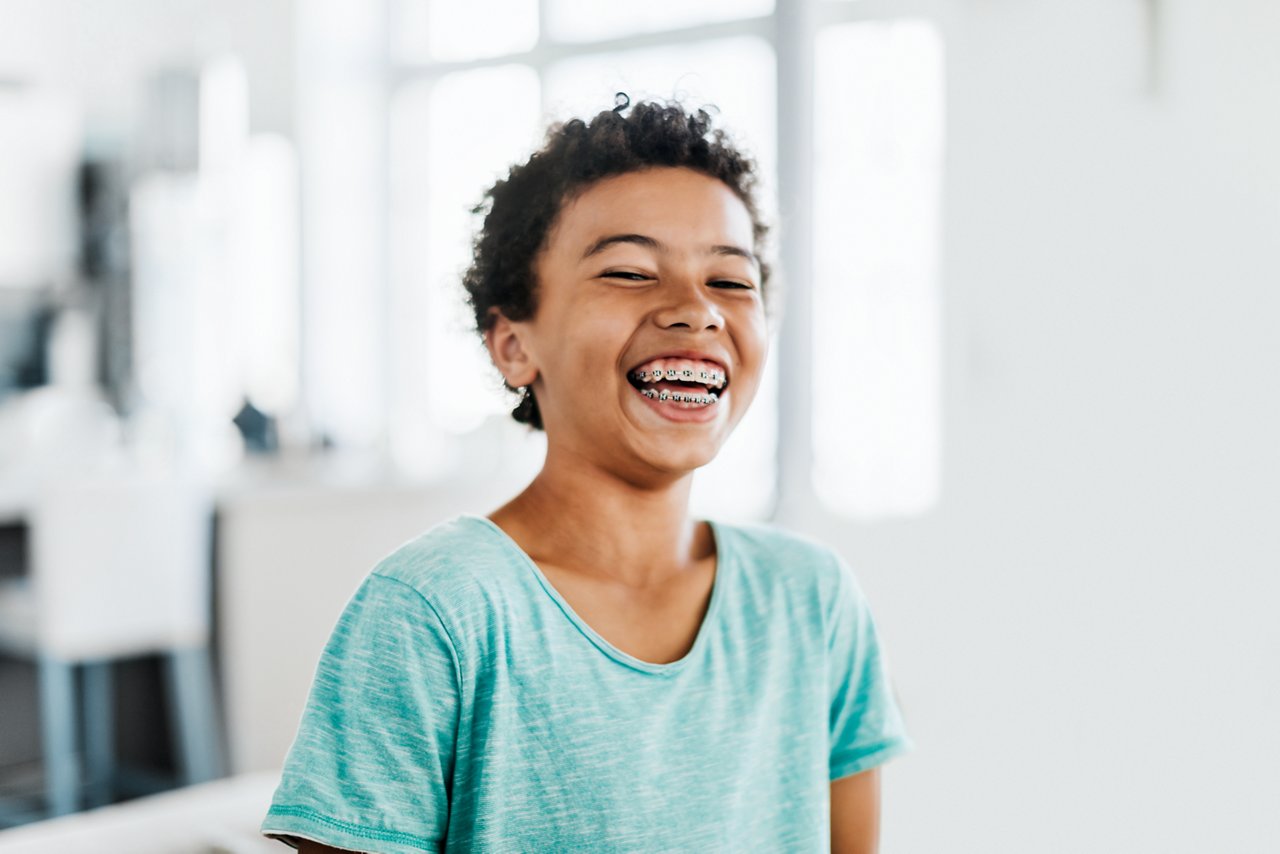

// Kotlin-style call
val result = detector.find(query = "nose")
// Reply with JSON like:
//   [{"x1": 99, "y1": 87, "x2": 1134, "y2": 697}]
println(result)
[{"x1": 653, "y1": 275, "x2": 724, "y2": 331}]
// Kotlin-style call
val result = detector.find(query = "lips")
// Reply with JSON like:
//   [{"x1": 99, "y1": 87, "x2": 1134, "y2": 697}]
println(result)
[{"x1": 615, "y1": 349, "x2": 734, "y2": 424}]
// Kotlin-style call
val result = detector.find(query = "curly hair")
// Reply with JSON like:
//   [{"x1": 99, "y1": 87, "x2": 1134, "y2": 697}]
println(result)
[{"x1": 461, "y1": 93, "x2": 773, "y2": 431}]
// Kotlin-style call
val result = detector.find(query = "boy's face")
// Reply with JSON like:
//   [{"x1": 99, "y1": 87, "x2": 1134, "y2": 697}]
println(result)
[{"x1": 492, "y1": 166, "x2": 769, "y2": 483}]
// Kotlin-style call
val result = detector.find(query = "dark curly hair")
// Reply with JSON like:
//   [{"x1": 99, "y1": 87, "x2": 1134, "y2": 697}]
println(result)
[{"x1": 462, "y1": 92, "x2": 773, "y2": 431}]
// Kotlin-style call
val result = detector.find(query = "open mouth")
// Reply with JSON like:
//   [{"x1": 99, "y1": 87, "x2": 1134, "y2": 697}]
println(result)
[{"x1": 625, "y1": 357, "x2": 730, "y2": 408}]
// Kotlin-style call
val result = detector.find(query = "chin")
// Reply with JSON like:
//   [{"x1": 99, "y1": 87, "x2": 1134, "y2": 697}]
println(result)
[{"x1": 643, "y1": 441, "x2": 723, "y2": 477}]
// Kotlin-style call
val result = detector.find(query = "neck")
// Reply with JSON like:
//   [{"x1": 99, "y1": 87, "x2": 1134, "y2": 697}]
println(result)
[{"x1": 487, "y1": 442, "x2": 712, "y2": 589}]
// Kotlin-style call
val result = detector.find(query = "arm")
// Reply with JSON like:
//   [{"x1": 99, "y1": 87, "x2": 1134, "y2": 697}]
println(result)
[
  {"x1": 259, "y1": 574, "x2": 458, "y2": 852},
  {"x1": 830, "y1": 767, "x2": 881, "y2": 854},
  {"x1": 293, "y1": 840, "x2": 358, "y2": 854}
]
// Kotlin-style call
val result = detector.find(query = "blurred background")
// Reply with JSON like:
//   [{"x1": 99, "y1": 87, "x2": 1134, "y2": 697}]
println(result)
[{"x1": 0, "y1": 0, "x2": 1276, "y2": 851}]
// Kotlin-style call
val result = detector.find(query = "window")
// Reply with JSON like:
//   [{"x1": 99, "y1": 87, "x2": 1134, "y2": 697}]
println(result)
[
  {"x1": 369, "y1": 0, "x2": 948, "y2": 520},
  {"x1": 547, "y1": 0, "x2": 773, "y2": 43},
  {"x1": 812, "y1": 19, "x2": 945, "y2": 518},
  {"x1": 389, "y1": 65, "x2": 542, "y2": 465}
]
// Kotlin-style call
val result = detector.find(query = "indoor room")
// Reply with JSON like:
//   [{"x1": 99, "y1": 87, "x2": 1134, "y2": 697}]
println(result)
[{"x1": 0, "y1": 1, "x2": 1275, "y2": 852}]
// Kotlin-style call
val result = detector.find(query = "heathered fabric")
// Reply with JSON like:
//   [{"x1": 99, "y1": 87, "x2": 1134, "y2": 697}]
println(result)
[{"x1": 261, "y1": 514, "x2": 912, "y2": 853}]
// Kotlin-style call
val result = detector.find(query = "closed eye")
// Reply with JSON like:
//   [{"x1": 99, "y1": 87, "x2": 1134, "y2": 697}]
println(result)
[{"x1": 596, "y1": 273, "x2": 747, "y2": 290}]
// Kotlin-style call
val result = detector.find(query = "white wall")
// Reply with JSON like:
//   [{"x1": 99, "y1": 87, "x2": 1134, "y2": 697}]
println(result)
[
  {"x1": 0, "y1": 0, "x2": 295, "y2": 142},
  {"x1": 787, "y1": 1, "x2": 1280, "y2": 850}
]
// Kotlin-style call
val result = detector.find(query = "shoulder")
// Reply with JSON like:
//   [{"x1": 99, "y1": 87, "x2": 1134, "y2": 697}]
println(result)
[
  {"x1": 712, "y1": 519, "x2": 850, "y2": 602},
  {"x1": 371, "y1": 514, "x2": 503, "y2": 589},
  {"x1": 361, "y1": 514, "x2": 519, "y2": 634}
]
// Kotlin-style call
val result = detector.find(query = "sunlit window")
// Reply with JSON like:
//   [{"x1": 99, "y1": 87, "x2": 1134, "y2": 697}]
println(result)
[
  {"x1": 391, "y1": 0, "x2": 539, "y2": 62},
  {"x1": 389, "y1": 66, "x2": 542, "y2": 474},
  {"x1": 542, "y1": 36, "x2": 777, "y2": 189},
  {"x1": 546, "y1": 0, "x2": 773, "y2": 43},
  {"x1": 812, "y1": 20, "x2": 945, "y2": 519},
  {"x1": 298, "y1": 0, "x2": 387, "y2": 448}
]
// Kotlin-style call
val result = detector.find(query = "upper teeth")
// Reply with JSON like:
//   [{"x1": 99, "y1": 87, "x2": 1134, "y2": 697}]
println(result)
[{"x1": 629, "y1": 360, "x2": 727, "y2": 389}]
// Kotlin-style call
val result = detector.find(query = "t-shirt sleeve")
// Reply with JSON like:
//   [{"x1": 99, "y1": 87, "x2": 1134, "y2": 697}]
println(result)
[
  {"x1": 261, "y1": 571, "x2": 461, "y2": 853},
  {"x1": 826, "y1": 552, "x2": 914, "y2": 781}
]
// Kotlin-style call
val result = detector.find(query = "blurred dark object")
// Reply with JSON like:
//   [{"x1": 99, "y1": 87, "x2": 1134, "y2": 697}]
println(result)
[
  {"x1": 0, "y1": 289, "x2": 54, "y2": 401},
  {"x1": 232, "y1": 397, "x2": 278, "y2": 454},
  {"x1": 77, "y1": 157, "x2": 133, "y2": 416},
  {"x1": 0, "y1": 523, "x2": 26, "y2": 581},
  {"x1": 78, "y1": 159, "x2": 130, "y2": 282}
]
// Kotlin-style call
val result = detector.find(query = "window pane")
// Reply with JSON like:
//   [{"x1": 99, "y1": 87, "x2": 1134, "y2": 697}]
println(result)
[
  {"x1": 392, "y1": 0, "x2": 538, "y2": 63},
  {"x1": 547, "y1": 38, "x2": 778, "y2": 520},
  {"x1": 389, "y1": 65, "x2": 542, "y2": 474},
  {"x1": 237, "y1": 134, "x2": 301, "y2": 414},
  {"x1": 548, "y1": 0, "x2": 773, "y2": 43},
  {"x1": 298, "y1": 0, "x2": 387, "y2": 449},
  {"x1": 812, "y1": 20, "x2": 945, "y2": 519},
  {"x1": 544, "y1": 36, "x2": 777, "y2": 221},
  {"x1": 388, "y1": 0, "x2": 431, "y2": 61}
]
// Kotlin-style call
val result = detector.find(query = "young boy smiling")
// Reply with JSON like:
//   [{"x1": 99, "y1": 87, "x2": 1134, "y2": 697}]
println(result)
[{"x1": 262, "y1": 96, "x2": 911, "y2": 853}]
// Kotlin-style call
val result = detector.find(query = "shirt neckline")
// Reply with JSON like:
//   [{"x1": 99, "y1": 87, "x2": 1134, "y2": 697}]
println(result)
[{"x1": 462, "y1": 514, "x2": 732, "y2": 676}]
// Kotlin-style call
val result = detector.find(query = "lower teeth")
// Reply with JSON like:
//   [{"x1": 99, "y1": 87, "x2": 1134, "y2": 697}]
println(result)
[{"x1": 639, "y1": 389, "x2": 718, "y2": 406}]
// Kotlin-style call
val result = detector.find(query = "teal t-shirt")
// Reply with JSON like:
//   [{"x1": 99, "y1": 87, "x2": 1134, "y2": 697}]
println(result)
[{"x1": 261, "y1": 514, "x2": 912, "y2": 852}]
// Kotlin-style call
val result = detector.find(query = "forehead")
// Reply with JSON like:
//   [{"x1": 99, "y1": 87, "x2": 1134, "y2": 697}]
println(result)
[{"x1": 546, "y1": 167, "x2": 756, "y2": 259}]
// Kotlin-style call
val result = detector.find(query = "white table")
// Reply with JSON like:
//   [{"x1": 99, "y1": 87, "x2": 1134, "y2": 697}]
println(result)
[{"x1": 0, "y1": 772, "x2": 282, "y2": 854}]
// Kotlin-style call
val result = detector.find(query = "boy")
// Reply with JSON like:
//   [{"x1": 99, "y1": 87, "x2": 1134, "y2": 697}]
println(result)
[{"x1": 262, "y1": 95, "x2": 911, "y2": 853}]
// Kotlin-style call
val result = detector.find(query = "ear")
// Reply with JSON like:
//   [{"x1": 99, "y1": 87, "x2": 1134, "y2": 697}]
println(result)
[{"x1": 484, "y1": 308, "x2": 539, "y2": 389}]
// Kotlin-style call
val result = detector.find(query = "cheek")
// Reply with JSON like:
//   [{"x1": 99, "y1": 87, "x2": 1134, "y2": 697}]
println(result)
[
  {"x1": 736, "y1": 309, "x2": 770, "y2": 366},
  {"x1": 754, "y1": 319, "x2": 771, "y2": 363},
  {"x1": 582, "y1": 303, "x2": 638, "y2": 348},
  {"x1": 551, "y1": 316, "x2": 631, "y2": 388},
  {"x1": 731, "y1": 313, "x2": 770, "y2": 404}
]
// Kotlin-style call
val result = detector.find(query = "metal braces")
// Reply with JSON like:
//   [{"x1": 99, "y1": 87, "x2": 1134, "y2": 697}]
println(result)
[
  {"x1": 630, "y1": 367, "x2": 726, "y2": 387},
  {"x1": 639, "y1": 388, "x2": 719, "y2": 405}
]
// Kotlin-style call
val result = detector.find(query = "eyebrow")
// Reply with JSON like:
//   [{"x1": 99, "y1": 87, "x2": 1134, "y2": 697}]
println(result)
[
  {"x1": 579, "y1": 233, "x2": 759, "y2": 267},
  {"x1": 581, "y1": 233, "x2": 661, "y2": 259}
]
